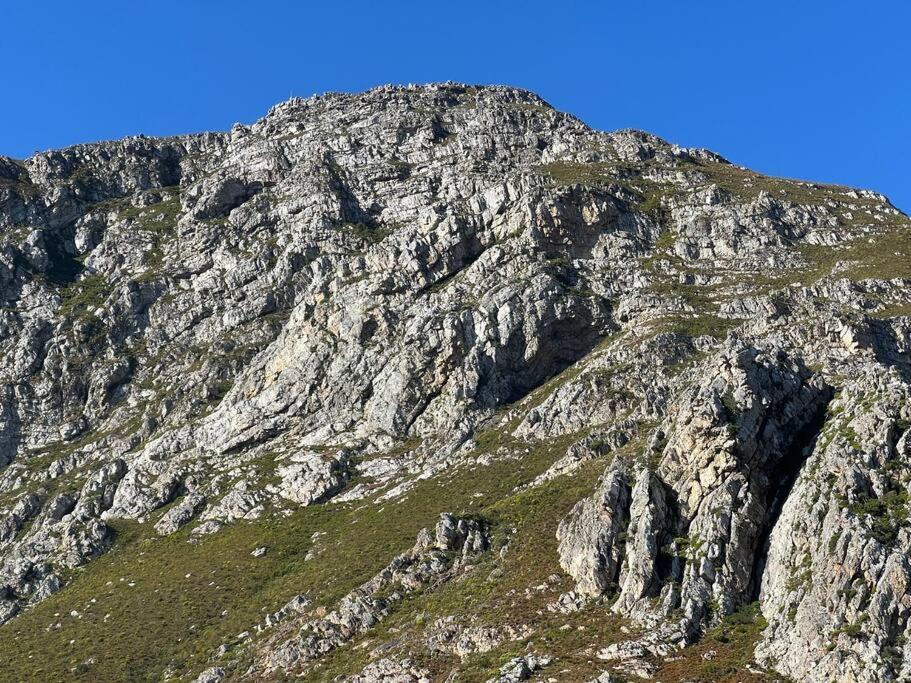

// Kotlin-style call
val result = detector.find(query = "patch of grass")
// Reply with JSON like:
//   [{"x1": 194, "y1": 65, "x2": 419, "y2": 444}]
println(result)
[
  {"x1": 831, "y1": 614, "x2": 869, "y2": 639},
  {"x1": 18, "y1": 424, "x2": 115, "y2": 476},
  {"x1": 652, "y1": 313, "x2": 739, "y2": 339},
  {"x1": 304, "y1": 457, "x2": 622, "y2": 683},
  {"x1": 656, "y1": 601, "x2": 778, "y2": 683},
  {"x1": 720, "y1": 390, "x2": 740, "y2": 423},
  {"x1": 0, "y1": 171, "x2": 40, "y2": 196},
  {"x1": 539, "y1": 156, "x2": 910, "y2": 293},
  {"x1": 536, "y1": 161, "x2": 671, "y2": 215},
  {"x1": 537, "y1": 161, "x2": 621, "y2": 188},
  {"x1": 871, "y1": 303, "x2": 911, "y2": 319},
  {"x1": 797, "y1": 223, "x2": 911, "y2": 284},
  {"x1": 0, "y1": 433, "x2": 581, "y2": 681},
  {"x1": 57, "y1": 273, "x2": 110, "y2": 321},
  {"x1": 844, "y1": 488, "x2": 909, "y2": 546},
  {"x1": 508, "y1": 101, "x2": 553, "y2": 114},
  {"x1": 90, "y1": 190, "x2": 182, "y2": 278},
  {"x1": 95, "y1": 188, "x2": 182, "y2": 235},
  {"x1": 341, "y1": 221, "x2": 391, "y2": 244},
  {"x1": 695, "y1": 159, "x2": 881, "y2": 217},
  {"x1": 653, "y1": 229, "x2": 677, "y2": 251}
]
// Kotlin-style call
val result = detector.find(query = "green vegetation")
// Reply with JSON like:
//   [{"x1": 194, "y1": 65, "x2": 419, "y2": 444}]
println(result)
[
  {"x1": 655, "y1": 602, "x2": 775, "y2": 683},
  {"x1": 651, "y1": 313, "x2": 738, "y2": 339},
  {"x1": 0, "y1": 168, "x2": 39, "y2": 196},
  {"x1": 95, "y1": 188, "x2": 182, "y2": 235},
  {"x1": 697, "y1": 160, "x2": 852, "y2": 207},
  {"x1": 638, "y1": 241, "x2": 746, "y2": 341},
  {"x1": 815, "y1": 404, "x2": 853, "y2": 454},
  {"x1": 0, "y1": 431, "x2": 599, "y2": 682},
  {"x1": 720, "y1": 390, "x2": 740, "y2": 423},
  {"x1": 306, "y1": 456, "x2": 623, "y2": 683},
  {"x1": 537, "y1": 154, "x2": 885, "y2": 226},
  {"x1": 508, "y1": 101, "x2": 553, "y2": 114},
  {"x1": 797, "y1": 223, "x2": 911, "y2": 284},
  {"x1": 56, "y1": 273, "x2": 110, "y2": 321},
  {"x1": 538, "y1": 161, "x2": 619, "y2": 188},
  {"x1": 844, "y1": 488, "x2": 909, "y2": 546},
  {"x1": 341, "y1": 221, "x2": 391, "y2": 243},
  {"x1": 670, "y1": 534, "x2": 705, "y2": 562},
  {"x1": 51, "y1": 271, "x2": 113, "y2": 376},
  {"x1": 872, "y1": 303, "x2": 911, "y2": 319},
  {"x1": 785, "y1": 554, "x2": 813, "y2": 593},
  {"x1": 831, "y1": 614, "x2": 869, "y2": 639},
  {"x1": 653, "y1": 229, "x2": 677, "y2": 251},
  {"x1": 92, "y1": 188, "x2": 182, "y2": 274},
  {"x1": 537, "y1": 154, "x2": 911, "y2": 359},
  {"x1": 537, "y1": 161, "x2": 677, "y2": 219}
]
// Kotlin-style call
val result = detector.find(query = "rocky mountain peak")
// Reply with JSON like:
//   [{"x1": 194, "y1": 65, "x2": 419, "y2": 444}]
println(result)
[{"x1": 0, "y1": 83, "x2": 909, "y2": 681}]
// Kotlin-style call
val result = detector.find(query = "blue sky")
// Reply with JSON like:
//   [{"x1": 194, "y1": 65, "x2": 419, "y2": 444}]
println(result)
[{"x1": 3, "y1": 1, "x2": 909, "y2": 210}]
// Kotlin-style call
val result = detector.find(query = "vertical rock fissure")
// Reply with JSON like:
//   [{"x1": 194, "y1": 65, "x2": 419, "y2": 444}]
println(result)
[{"x1": 750, "y1": 389, "x2": 833, "y2": 600}]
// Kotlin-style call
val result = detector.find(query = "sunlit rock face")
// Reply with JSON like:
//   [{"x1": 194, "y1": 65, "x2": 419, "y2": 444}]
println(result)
[{"x1": 0, "y1": 83, "x2": 910, "y2": 682}]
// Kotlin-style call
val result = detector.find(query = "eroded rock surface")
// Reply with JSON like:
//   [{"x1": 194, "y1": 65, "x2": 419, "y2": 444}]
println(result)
[{"x1": 0, "y1": 83, "x2": 910, "y2": 682}]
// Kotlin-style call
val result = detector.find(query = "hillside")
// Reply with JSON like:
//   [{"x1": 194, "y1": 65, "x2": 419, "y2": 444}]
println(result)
[{"x1": 0, "y1": 83, "x2": 910, "y2": 682}]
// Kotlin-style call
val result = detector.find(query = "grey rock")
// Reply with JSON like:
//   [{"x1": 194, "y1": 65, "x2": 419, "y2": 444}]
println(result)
[
  {"x1": 345, "y1": 657, "x2": 431, "y2": 683},
  {"x1": 0, "y1": 82, "x2": 909, "y2": 682},
  {"x1": 486, "y1": 654, "x2": 552, "y2": 683},
  {"x1": 193, "y1": 667, "x2": 225, "y2": 683},
  {"x1": 557, "y1": 464, "x2": 630, "y2": 597},
  {"x1": 155, "y1": 492, "x2": 206, "y2": 535}
]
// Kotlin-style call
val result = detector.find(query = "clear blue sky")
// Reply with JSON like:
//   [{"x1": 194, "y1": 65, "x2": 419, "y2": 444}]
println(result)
[{"x1": 3, "y1": 1, "x2": 909, "y2": 210}]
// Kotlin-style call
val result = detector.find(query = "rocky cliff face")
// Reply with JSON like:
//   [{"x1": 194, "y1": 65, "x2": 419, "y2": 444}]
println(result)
[{"x1": 0, "y1": 83, "x2": 909, "y2": 682}]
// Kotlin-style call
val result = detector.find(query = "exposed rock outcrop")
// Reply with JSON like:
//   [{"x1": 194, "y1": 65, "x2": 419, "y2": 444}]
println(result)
[{"x1": 0, "y1": 83, "x2": 909, "y2": 682}]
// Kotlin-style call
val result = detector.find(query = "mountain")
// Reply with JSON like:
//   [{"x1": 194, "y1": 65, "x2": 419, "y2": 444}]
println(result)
[{"x1": 0, "y1": 83, "x2": 909, "y2": 682}]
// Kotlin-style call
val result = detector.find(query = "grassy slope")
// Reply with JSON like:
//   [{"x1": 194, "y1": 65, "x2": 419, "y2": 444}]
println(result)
[
  {"x1": 541, "y1": 157, "x2": 911, "y2": 286},
  {"x1": 301, "y1": 458, "x2": 621, "y2": 683},
  {"x1": 0, "y1": 424, "x2": 779, "y2": 682},
  {"x1": 0, "y1": 433, "x2": 579, "y2": 681}
]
